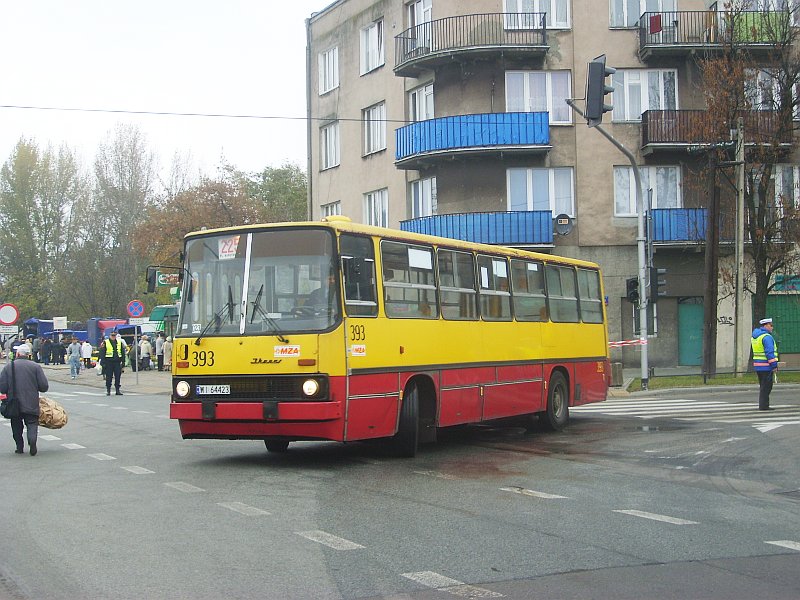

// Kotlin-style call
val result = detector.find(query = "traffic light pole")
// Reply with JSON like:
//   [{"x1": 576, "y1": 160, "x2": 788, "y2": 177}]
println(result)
[{"x1": 567, "y1": 99, "x2": 649, "y2": 390}]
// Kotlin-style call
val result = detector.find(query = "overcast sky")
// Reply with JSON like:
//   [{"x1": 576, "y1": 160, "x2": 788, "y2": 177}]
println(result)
[{"x1": 0, "y1": 1, "x2": 332, "y2": 177}]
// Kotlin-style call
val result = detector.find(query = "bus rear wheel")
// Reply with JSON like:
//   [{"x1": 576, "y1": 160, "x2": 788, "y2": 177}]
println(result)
[
  {"x1": 392, "y1": 384, "x2": 419, "y2": 458},
  {"x1": 540, "y1": 372, "x2": 569, "y2": 431},
  {"x1": 264, "y1": 440, "x2": 290, "y2": 453}
]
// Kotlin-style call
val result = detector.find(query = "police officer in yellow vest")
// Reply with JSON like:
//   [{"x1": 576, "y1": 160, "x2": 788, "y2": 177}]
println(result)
[
  {"x1": 99, "y1": 331, "x2": 126, "y2": 396},
  {"x1": 751, "y1": 317, "x2": 778, "y2": 411}
]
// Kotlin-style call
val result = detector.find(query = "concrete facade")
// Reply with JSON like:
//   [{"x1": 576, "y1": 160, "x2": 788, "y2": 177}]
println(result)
[{"x1": 306, "y1": 0, "x2": 796, "y2": 370}]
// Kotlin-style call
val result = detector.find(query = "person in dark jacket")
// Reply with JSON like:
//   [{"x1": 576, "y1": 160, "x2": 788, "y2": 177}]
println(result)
[
  {"x1": 0, "y1": 344, "x2": 49, "y2": 455},
  {"x1": 99, "y1": 331, "x2": 126, "y2": 396}
]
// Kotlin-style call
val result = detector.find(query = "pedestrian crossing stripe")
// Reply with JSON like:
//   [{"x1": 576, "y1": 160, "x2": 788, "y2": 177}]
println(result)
[{"x1": 572, "y1": 398, "x2": 800, "y2": 431}]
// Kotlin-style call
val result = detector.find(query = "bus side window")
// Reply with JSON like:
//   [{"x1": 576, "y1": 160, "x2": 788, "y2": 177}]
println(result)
[
  {"x1": 340, "y1": 234, "x2": 378, "y2": 317},
  {"x1": 511, "y1": 259, "x2": 547, "y2": 322},
  {"x1": 477, "y1": 255, "x2": 511, "y2": 321},
  {"x1": 437, "y1": 249, "x2": 477, "y2": 320},
  {"x1": 381, "y1": 241, "x2": 438, "y2": 319},
  {"x1": 545, "y1": 264, "x2": 579, "y2": 323},
  {"x1": 577, "y1": 268, "x2": 604, "y2": 323}
]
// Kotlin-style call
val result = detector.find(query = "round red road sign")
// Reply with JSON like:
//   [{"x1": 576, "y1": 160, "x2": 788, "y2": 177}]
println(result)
[{"x1": 0, "y1": 303, "x2": 20, "y2": 325}]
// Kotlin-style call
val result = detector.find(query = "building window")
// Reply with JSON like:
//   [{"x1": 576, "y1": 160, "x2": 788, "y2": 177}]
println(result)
[
  {"x1": 507, "y1": 167, "x2": 575, "y2": 217},
  {"x1": 360, "y1": 19, "x2": 384, "y2": 75},
  {"x1": 613, "y1": 165, "x2": 681, "y2": 216},
  {"x1": 364, "y1": 188, "x2": 388, "y2": 227},
  {"x1": 506, "y1": 70, "x2": 572, "y2": 124},
  {"x1": 321, "y1": 201, "x2": 342, "y2": 217},
  {"x1": 610, "y1": 0, "x2": 676, "y2": 28},
  {"x1": 411, "y1": 177, "x2": 437, "y2": 218},
  {"x1": 504, "y1": 0, "x2": 570, "y2": 29},
  {"x1": 318, "y1": 47, "x2": 339, "y2": 95},
  {"x1": 320, "y1": 122, "x2": 340, "y2": 170},
  {"x1": 612, "y1": 69, "x2": 677, "y2": 122},
  {"x1": 774, "y1": 164, "x2": 800, "y2": 212},
  {"x1": 363, "y1": 102, "x2": 386, "y2": 155},
  {"x1": 409, "y1": 83, "x2": 434, "y2": 122},
  {"x1": 408, "y1": 0, "x2": 432, "y2": 50}
]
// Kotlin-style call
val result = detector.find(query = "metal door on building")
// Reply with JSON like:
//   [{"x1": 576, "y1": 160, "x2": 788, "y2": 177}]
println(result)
[{"x1": 678, "y1": 298, "x2": 703, "y2": 366}]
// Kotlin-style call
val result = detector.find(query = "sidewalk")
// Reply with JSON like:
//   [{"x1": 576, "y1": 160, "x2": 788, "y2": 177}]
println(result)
[{"x1": 41, "y1": 363, "x2": 171, "y2": 395}]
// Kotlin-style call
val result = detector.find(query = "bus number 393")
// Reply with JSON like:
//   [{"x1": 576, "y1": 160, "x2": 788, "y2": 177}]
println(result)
[
  {"x1": 350, "y1": 325, "x2": 366, "y2": 341},
  {"x1": 192, "y1": 350, "x2": 215, "y2": 366}
]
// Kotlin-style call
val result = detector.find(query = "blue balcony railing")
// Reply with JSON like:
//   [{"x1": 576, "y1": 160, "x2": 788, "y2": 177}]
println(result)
[
  {"x1": 395, "y1": 112, "x2": 550, "y2": 167},
  {"x1": 651, "y1": 208, "x2": 707, "y2": 242},
  {"x1": 400, "y1": 211, "x2": 553, "y2": 246}
]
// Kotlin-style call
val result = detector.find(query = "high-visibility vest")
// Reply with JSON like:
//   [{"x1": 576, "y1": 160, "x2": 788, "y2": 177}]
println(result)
[
  {"x1": 103, "y1": 339, "x2": 124, "y2": 360},
  {"x1": 751, "y1": 332, "x2": 778, "y2": 369}
]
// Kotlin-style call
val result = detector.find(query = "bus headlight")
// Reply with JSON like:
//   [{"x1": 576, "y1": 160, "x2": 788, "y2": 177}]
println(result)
[
  {"x1": 175, "y1": 380, "x2": 191, "y2": 398},
  {"x1": 302, "y1": 379, "x2": 320, "y2": 397}
]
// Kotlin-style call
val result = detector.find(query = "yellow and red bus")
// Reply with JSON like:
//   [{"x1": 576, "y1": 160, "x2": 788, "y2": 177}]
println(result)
[{"x1": 169, "y1": 216, "x2": 609, "y2": 456}]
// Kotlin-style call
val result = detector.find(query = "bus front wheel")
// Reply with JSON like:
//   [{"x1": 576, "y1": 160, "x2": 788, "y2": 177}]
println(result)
[
  {"x1": 540, "y1": 372, "x2": 569, "y2": 431},
  {"x1": 392, "y1": 384, "x2": 419, "y2": 458},
  {"x1": 265, "y1": 440, "x2": 290, "y2": 453}
]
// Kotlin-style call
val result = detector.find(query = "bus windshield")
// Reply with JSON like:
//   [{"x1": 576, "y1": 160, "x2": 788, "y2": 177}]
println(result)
[{"x1": 178, "y1": 228, "x2": 340, "y2": 338}]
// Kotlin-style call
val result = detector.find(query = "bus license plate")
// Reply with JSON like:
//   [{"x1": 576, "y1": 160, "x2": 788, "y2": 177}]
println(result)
[{"x1": 196, "y1": 385, "x2": 230, "y2": 395}]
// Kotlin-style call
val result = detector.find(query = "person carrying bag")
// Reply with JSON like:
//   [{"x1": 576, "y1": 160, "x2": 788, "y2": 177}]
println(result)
[{"x1": 0, "y1": 344, "x2": 49, "y2": 455}]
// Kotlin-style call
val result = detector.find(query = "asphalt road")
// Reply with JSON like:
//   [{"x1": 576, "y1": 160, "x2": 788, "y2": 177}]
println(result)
[{"x1": 1, "y1": 383, "x2": 798, "y2": 599}]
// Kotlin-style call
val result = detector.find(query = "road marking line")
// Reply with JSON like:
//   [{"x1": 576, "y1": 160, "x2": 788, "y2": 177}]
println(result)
[
  {"x1": 121, "y1": 466, "x2": 154, "y2": 474},
  {"x1": 87, "y1": 453, "x2": 116, "y2": 461},
  {"x1": 75, "y1": 391, "x2": 107, "y2": 396},
  {"x1": 111, "y1": 406, "x2": 128, "y2": 410},
  {"x1": 218, "y1": 502, "x2": 270, "y2": 516},
  {"x1": 156, "y1": 415, "x2": 170, "y2": 419},
  {"x1": 402, "y1": 572, "x2": 503, "y2": 598},
  {"x1": 296, "y1": 530, "x2": 364, "y2": 550},
  {"x1": 755, "y1": 422, "x2": 800, "y2": 432},
  {"x1": 61, "y1": 443, "x2": 85, "y2": 449},
  {"x1": 93, "y1": 403, "x2": 109, "y2": 407},
  {"x1": 765, "y1": 540, "x2": 800, "y2": 552},
  {"x1": 132, "y1": 410, "x2": 151, "y2": 414},
  {"x1": 414, "y1": 470, "x2": 459, "y2": 480},
  {"x1": 77, "y1": 401, "x2": 91, "y2": 404},
  {"x1": 39, "y1": 434, "x2": 61, "y2": 441},
  {"x1": 500, "y1": 486, "x2": 568, "y2": 499},
  {"x1": 164, "y1": 481, "x2": 205, "y2": 493},
  {"x1": 613, "y1": 509, "x2": 698, "y2": 525}
]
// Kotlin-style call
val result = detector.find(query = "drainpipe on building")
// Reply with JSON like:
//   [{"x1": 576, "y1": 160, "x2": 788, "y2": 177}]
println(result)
[{"x1": 305, "y1": 17, "x2": 314, "y2": 221}]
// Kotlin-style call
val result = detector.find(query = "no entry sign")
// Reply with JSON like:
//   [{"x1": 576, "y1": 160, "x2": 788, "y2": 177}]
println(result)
[{"x1": 0, "y1": 303, "x2": 19, "y2": 325}]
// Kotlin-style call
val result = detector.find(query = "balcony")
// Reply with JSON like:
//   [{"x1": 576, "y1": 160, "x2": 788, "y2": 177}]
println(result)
[
  {"x1": 395, "y1": 112, "x2": 550, "y2": 170},
  {"x1": 641, "y1": 110, "x2": 792, "y2": 155},
  {"x1": 394, "y1": 13, "x2": 548, "y2": 78},
  {"x1": 639, "y1": 10, "x2": 791, "y2": 60},
  {"x1": 401, "y1": 211, "x2": 554, "y2": 246},
  {"x1": 650, "y1": 208, "x2": 735, "y2": 245}
]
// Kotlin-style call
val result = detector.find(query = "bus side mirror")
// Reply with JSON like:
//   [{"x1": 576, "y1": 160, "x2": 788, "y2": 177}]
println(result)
[{"x1": 146, "y1": 267, "x2": 158, "y2": 293}]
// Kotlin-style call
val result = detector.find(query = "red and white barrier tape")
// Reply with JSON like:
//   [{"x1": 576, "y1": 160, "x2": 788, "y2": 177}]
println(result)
[{"x1": 608, "y1": 338, "x2": 648, "y2": 348}]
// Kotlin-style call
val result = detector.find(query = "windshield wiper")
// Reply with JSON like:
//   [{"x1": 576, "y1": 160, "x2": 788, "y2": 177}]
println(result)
[
  {"x1": 250, "y1": 284, "x2": 289, "y2": 344},
  {"x1": 194, "y1": 286, "x2": 235, "y2": 345}
]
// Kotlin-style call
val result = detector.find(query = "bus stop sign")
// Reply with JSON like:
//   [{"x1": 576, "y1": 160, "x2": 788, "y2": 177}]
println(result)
[{"x1": 127, "y1": 300, "x2": 145, "y2": 318}]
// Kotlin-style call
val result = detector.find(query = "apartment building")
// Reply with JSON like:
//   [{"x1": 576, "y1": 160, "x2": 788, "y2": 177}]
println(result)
[{"x1": 306, "y1": 0, "x2": 800, "y2": 370}]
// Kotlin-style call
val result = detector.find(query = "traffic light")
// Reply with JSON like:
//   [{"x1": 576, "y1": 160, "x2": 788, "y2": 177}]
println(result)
[
  {"x1": 649, "y1": 267, "x2": 667, "y2": 303},
  {"x1": 625, "y1": 277, "x2": 639, "y2": 304},
  {"x1": 586, "y1": 54, "x2": 616, "y2": 127}
]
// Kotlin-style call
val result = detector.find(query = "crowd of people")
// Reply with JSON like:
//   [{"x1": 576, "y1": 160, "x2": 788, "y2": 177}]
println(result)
[{"x1": 2, "y1": 332, "x2": 173, "y2": 374}]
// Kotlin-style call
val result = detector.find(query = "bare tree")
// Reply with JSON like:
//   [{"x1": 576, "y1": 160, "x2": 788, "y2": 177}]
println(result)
[{"x1": 692, "y1": 3, "x2": 800, "y2": 332}]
